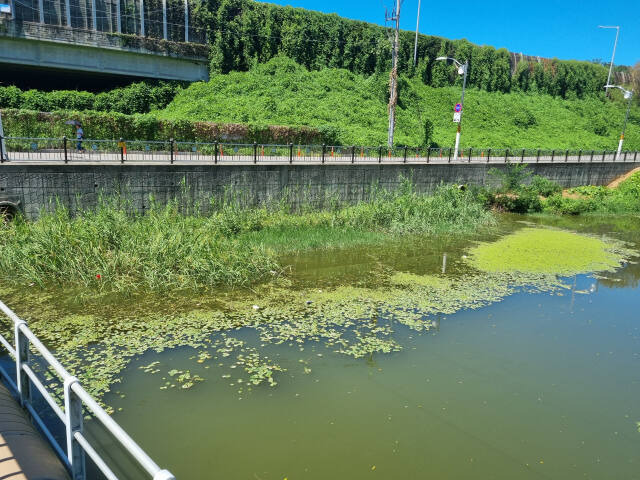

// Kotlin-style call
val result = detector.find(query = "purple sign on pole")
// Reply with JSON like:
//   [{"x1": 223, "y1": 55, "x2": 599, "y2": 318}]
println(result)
[{"x1": 454, "y1": 103, "x2": 462, "y2": 113}]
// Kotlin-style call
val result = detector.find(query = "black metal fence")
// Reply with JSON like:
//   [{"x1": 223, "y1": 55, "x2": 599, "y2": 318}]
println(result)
[{"x1": 2, "y1": 136, "x2": 639, "y2": 165}]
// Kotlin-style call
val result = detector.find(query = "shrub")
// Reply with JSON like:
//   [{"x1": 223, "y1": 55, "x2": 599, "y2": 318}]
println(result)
[
  {"x1": 489, "y1": 162, "x2": 532, "y2": 192},
  {"x1": 512, "y1": 109, "x2": 537, "y2": 128},
  {"x1": 493, "y1": 191, "x2": 542, "y2": 213},
  {"x1": 544, "y1": 195, "x2": 596, "y2": 215},
  {"x1": 528, "y1": 175, "x2": 562, "y2": 197},
  {"x1": 0, "y1": 86, "x2": 23, "y2": 109}
]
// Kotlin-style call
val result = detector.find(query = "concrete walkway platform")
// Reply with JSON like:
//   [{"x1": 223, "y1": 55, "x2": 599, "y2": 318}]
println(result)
[{"x1": 0, "y1": 381, "x2": 69, "y2": 480}]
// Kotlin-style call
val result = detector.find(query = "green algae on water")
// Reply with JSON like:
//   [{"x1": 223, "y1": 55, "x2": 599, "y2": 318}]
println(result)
[
  {"x1": 466, "y1": 227, "x2": 634, "y2": 276},
  {"x1": 1, "y1": 225, "x2": 636, "y2": 405}
]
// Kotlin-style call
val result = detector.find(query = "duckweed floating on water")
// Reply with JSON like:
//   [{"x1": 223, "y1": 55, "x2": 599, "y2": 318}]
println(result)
[
  {"x1": 0, "y1": 225, "x2": 635, "y2": 405},
  {"x1": 466, "y1": 227, "x2": 634, "y2": 276}
]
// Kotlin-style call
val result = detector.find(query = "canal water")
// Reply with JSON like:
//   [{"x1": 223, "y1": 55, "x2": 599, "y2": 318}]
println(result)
[{"x1": 78, "y1": 215, "x2": 640, "y2": 480}]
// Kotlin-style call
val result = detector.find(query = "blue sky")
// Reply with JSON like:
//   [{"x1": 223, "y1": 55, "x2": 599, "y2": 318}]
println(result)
[{"x1": 264, "y1": 0, "x2": 639, "y2": 67}]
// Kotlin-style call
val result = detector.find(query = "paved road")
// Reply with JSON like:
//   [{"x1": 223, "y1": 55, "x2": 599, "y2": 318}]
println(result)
[{"x1": 2, "y1": 150, "x2": 635, "y2": 165}]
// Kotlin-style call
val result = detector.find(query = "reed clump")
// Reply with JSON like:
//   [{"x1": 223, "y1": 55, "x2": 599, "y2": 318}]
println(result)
[{"x1": 0, "y1": 181, "x2": 494, "y2": 292}]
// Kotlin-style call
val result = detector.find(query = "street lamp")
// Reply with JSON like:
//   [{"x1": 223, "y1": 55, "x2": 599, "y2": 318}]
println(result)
[
  {"x1": 598, "y1": 26, "x2": 620, "y2": 97},
  {"x1": 604, "y1": 84, "x2": 633, "y2": 161},
  {"x1": 436, "y1": 56, "x2": 468, "y2": 161}
]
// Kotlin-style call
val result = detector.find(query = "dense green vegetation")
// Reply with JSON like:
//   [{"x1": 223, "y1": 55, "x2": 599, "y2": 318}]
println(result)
[
  {"x1": 159, "y1": 57, "x2": 640, "y2": 149},
  {"x1": 487, "y1": 165, "x2": 640, "y2": 215},
  {"x1": 0, "y1": 182, "x2": 493, "y2": 292},
  {"x1": 0, "y1": 108, "x2": 329, "y2": 144},
  {"x1": 195, "y1": 0, "x2": 615, "y2": 100},
  {"x1": 0, "y1": 82, "x2": 181, "y2": 114}
]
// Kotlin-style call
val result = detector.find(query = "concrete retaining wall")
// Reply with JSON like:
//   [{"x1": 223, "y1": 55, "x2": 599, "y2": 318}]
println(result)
[{"x1": 1, "y1": 162, "x2": 638, "y2": 219}]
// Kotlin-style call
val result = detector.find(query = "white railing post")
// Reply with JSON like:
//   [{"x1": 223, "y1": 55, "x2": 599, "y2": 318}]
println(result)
[
  {"x1": 184, "y1": 0, "x2": 188, "y2": 42},
  {"x1": 38, "y1": 0, "x2": 44, "y2": 23},
  {"x1": 162, "y1": 0, "x2": 167, "y2": 40},
  {"x1": 15, "y1": 321, "x2": 31, "y2": 407},
  {"x1": 154, "y1": 470, "x2": 177, "y2": 480},
  {"x1": 65, "y1": 377, "x2": 86, "y2": 480},
  {"x1": 116, "y1": 0, "x2": 121, "y2": 33},
  {"x1": 91, "y1": 0, "x2": 97, "y2": 30},
  {"x1": 140, "y1": 0, "x2": 145, "y2": 36},
  {"x1": 65, "y1": 0, "x2": 71, "y2": 27}
]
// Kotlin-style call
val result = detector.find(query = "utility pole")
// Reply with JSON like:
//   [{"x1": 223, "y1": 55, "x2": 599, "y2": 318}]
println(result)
[
  {"x1": 413, "y1": 0, "x2": 421, "y2": 66},
  {"x1": 598, "y1": 26, "x2": 620, "y2": 97},
  {"x1": 386, "y1": 0, "x2": 402, "y2": 148}
]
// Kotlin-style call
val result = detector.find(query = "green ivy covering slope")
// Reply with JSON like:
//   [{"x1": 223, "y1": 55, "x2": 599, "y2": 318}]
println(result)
[{"x1": 158, "y1": 57, "x2": 640, "y2": 149}]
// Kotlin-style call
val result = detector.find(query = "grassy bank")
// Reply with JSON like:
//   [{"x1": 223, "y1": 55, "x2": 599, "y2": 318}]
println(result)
[
  {"x1": 486, "y1": 165, "x2": 640, "y2": 215},
  {"x1": 0, "y1": 182, "x2": 493, "y2": 292},
  {"x1": 159, "y1": 57, "x2": 640, "y2": 149}
]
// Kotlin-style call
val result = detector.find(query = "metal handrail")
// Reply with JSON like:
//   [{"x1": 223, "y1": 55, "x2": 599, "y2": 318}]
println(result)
[
  {"x1": 0, "y1": 300, "x2": 175, "y2": 480},
  {"x1": 1, "y1": 136, "x2": 638, "y2": 165}
]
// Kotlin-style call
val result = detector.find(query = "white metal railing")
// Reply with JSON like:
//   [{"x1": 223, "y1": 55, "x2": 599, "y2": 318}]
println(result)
[{"x1": 0, "y1": 300, "x2": 175, "y2": 480}]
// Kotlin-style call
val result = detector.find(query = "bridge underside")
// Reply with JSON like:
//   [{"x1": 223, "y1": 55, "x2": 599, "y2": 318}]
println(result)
[{"x1": 0, "y1": 35, "x2": 209, "y2": 84}]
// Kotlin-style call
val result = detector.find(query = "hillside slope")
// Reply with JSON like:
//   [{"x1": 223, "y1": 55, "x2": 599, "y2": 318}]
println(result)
[{"x1": 158, "y1": 57, "x2": 640, "y2": 149}]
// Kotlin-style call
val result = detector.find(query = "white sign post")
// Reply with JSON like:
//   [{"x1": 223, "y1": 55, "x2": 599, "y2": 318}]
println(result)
[
  {"x1": 453, "y1": 112, "x2": 461, "y2": 123},
  {"x1": 0, "y1": 111, "x2": 7, "y2": 162}
]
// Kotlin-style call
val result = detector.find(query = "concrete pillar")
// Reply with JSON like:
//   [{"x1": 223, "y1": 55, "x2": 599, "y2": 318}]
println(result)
[
  {"x1": 65, "y1": 0, "x2": 71, "y2": 26},
  {"x1": 140, "y1": 0, "x2": 145, "y2": 36},
  {"x1": 38, "y1": 0, "x2": 44, "y2": 23},
  {"x1": 91, "y1": 0, "x2": 97, "y2": 30},
  {"x1": 116, "y1": 0, "x2": 121, "y2": 33},
  {"x1": 162, "y1": 0, "x2": 167, "y2": 40},
  {"x1": 184, "y1": 0, "x2": 188, "y2": 42}
]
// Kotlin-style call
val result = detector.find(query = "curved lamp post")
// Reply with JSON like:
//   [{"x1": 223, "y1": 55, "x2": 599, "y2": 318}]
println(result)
[
  {"x1": 604, "y1": 84, "x2": 634, "y2": 161},
  {"x1": 436, "y1": 56, "x2": 468, "y2": 161}
]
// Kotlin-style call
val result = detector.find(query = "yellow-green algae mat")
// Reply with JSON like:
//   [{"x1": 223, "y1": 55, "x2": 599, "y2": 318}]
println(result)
[
  {"x1": 1, "y1": 226, "x2": 635, "y2": 407},
  {"x1": 466, "y1": 227, "x2": 631, "y2": 276}
]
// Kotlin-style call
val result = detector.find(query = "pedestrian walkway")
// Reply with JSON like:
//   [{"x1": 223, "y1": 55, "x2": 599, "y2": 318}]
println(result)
[{"x1": 0, "y1": 380, "x2": 69, "y2": 480}]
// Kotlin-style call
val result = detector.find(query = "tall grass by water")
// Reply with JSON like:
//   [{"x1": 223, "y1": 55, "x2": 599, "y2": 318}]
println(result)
[{"x1": 0, "y1": 182, "x2": 494, "y2": 292}]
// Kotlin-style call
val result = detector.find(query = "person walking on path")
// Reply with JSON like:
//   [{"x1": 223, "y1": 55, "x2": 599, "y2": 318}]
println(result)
[{"x1": 75, "y1": 124, "x2": 85, "y2": 152}]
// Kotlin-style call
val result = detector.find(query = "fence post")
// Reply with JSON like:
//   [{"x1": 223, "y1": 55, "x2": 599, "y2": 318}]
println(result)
[
  {"x1": 119, "y1": 138, "x2": 124, "y2": 164},
  {"x1": 468, "y1": 148, "x2": 472, "y2": 163},
  {"x1": 602, "y1": 150, "x2": 605, "y2": 162},
  {"x1": 289, "y1": 143, "x2": 293, "y2": 164},
  {"x1": 624, "y1": 151, "x2": 628, "y2": 162},
  {"x1": 0, "y1": 134, "x2": 4, "y2": 163},
  {"x1": 352, "y1": 145, "x2": 356, "y2": 164},
  {"x1": 564, "y1": 149, "x2": 569, "y2": 162},
  {"x1": 536, "y1": 149, "x2": 540, "y2": 163},
  {"x1": 15, "y1": 322, "x2": 30, "y2": 408},
  {"x1": 505, "y1": 149, "x2": 509, "y2": 162},
  {"x1": 214, "y1": 141, "x2": 218, "y2": 164},
  {"x1": 322, "y1": 144, "x2": 326, "y2": 164},
  {"x1": 169, "y1": 138, "x2": 174, "y2": 165},
  {"x1": 63, "y1": 136, "x2": 68, "y2": 164},
  {"x1": 635, "y1": 151, "x2": 638, "y2": 162},
  {"x1": 487, "y1": 148, "x2": 491, "y2": 163},
  {"x1": 426, "y1": 148, "x2": 430, "y2": 164},
  {"x1": 378, "y1": 146, "x2": 382, "y2": 164},
  {"x1": 65, "y1": 378, "x2": 86, "y2": 480},
  {"x1": 448, "y1": 148, "x2": 452, "y2": 163},
  {"x1": 520, "y1": 148, "x2": 525, "y2": 163},
  {"x1": 590, "y1": 150, "x2": 594, "y2": 162},
  {"x1": 578, "y1": 149, "x2": 582, "y2": 162},
  {"x1": 551, "y1": 150, "x2": 555, "y2": 162},
  {"x1": 253, "y1": 143, "x2": 257, "y2": 164}
]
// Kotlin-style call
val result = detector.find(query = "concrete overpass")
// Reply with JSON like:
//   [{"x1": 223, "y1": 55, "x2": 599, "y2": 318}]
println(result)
[{"x1": 0, "y1": 0, "x2": 210, "y2": 84}]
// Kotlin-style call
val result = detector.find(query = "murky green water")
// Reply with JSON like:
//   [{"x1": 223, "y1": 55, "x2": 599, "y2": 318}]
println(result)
[{"x1": 71, "y1": 215, "x2": 640, "y2": 480}]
